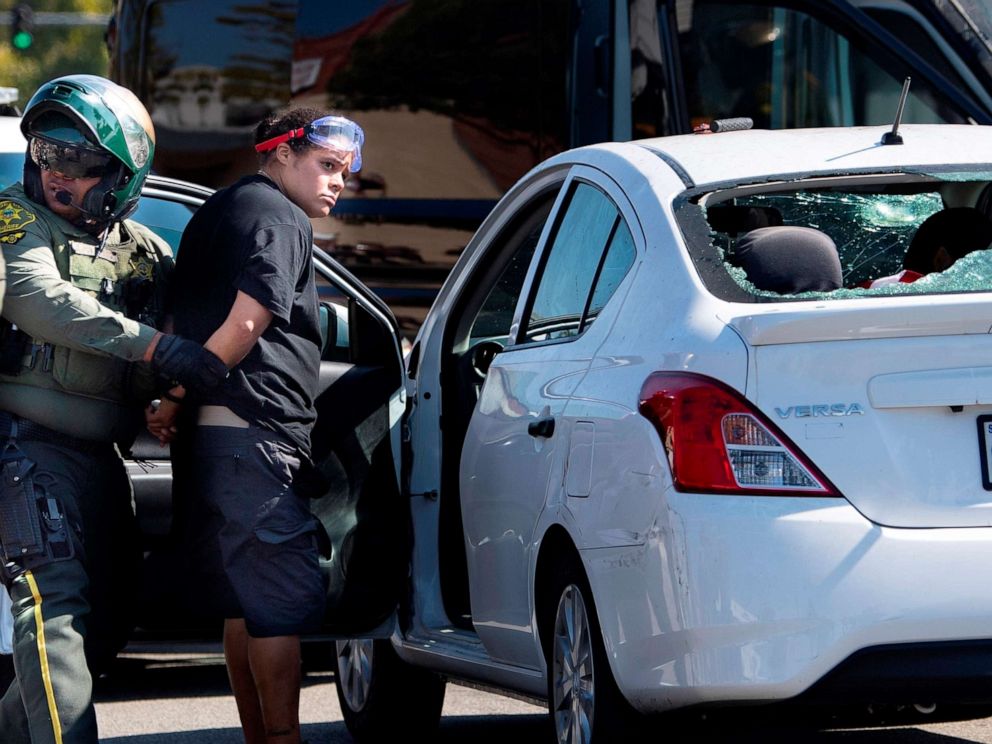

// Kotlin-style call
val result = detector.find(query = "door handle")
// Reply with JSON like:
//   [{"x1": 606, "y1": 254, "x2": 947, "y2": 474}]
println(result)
[{"x1": 527, "y1": 417, "x2": 556, "y2": 438}]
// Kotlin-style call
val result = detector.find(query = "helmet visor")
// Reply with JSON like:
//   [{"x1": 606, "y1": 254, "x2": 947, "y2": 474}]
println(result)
[
  {"x1": 29, "y1": 136, "x2": 117, "y2": 180},
  {"x1": 255, "y1": 115, "x2": 365, "y2": 172}
]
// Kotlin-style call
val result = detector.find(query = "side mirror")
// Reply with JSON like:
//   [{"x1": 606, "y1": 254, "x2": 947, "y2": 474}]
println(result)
[{"x1": 318, "y1": 301, "x2": 350, "y2": 361}]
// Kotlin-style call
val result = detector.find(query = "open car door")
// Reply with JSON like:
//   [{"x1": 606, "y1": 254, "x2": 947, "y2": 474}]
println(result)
[{"x1": 309, "y1": 250, "x2": 409, "y2": 637}]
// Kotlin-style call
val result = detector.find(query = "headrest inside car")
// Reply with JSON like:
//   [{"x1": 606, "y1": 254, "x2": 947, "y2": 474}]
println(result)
[
  {"x1": 735, "y1": 225, "x2": 843, "y2": 294},
  {"x1": 903, "y1": 206, "x2": 992, "y2": 274},
  {"x1": 977, "y1": 183, "x2": 992, "y2": 221},
  {"x1": 707, "y1": 205, "x2": 784, "y2": 236}
]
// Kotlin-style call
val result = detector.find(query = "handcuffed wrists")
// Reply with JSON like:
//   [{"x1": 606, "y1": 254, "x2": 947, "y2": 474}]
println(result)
[
  {"x1": 150, "y1": 333, "x2": 229, "y2": 394},
  {"x1": 161, "y1": 389, "x2": 185, "y2": 404}
]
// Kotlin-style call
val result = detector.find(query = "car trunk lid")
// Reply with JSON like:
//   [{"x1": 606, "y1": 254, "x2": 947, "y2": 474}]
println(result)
[{"x1": 727, "y1": 299, "x2": 992, "y2": 527}]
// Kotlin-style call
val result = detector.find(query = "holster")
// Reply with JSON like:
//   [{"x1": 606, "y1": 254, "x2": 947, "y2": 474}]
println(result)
[
  {"x1": 0, "y1": 441, "x2": 74, "y2": 569},
  {"x1": 0, "y1": 452, "x2": 44, "y2": 563}
]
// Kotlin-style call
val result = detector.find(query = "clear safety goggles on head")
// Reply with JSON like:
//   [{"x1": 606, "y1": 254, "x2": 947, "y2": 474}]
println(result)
[
  {"x1": 29, "y1": 136, "x2": 117, "y2": 180},
  {"x1": 254, "y1": 115, "x2": 365, "y2": 172}
]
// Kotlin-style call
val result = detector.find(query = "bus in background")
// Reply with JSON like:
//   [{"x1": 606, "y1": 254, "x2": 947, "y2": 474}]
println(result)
[{"x1": 107, "y1": 0, "x2": 992, "y2": 335}]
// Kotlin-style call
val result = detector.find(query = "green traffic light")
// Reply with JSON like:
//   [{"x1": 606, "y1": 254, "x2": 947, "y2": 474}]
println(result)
[{"x1": 12, "y1": 30, "x2": 32, "y2": 49}]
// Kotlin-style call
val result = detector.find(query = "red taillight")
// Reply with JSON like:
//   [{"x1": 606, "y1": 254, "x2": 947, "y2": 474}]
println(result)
[{"x1": 638, "y1": 372, "x2": 840, "y2": 497}]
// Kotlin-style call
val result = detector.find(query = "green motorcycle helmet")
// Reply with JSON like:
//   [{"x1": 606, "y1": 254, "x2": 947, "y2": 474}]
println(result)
[{"x1": 21, "y1": 74, "x2": 155, "y2": 224}]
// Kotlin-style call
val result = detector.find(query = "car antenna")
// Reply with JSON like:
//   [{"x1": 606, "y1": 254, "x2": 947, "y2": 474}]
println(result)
[
  {"x1": 694, "y1": 117, "x2": 753, "y2": 134},
  {"x1": 881, "y1": 77, "x2": 911, "y2": 146}
]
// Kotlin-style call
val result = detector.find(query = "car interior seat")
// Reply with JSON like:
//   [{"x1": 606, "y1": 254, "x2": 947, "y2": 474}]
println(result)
[
  {"x1": 707, "y1": 204, "x2": 784, "y2": 236},
  {"x1": 902, "y1": 206, "x2": 992, "y2": 275},
  {"x1": 734, "y1": 225, "x2": 843, "y2": 294},
  {"x1": 976, "y1": 183, "x2": 992, "y2": 220}
]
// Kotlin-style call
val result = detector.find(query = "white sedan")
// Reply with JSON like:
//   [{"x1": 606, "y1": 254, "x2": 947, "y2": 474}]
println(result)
[
  {"x1": 7, "y1": 113, "x2": 992, "y2": 741},
  {"x1": 330, "y1": 122, "x2": 992, "y2": 743}
]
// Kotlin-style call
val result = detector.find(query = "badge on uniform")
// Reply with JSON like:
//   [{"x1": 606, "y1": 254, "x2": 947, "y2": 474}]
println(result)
[
  {"x1": 132, "y1": 256, "x2": 154, "y2": 279},
  {"x1": 0, "y1": 200, "x2": 36, "y2": 245}
]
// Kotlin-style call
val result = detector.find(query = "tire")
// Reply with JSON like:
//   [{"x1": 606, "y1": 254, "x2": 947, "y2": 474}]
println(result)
[
  {"x1": 544, "y1": 561, "x2": 640, "y2": 743},
  {"x1": 334, "y1": 638, "x2": 446, "y2": 741}
]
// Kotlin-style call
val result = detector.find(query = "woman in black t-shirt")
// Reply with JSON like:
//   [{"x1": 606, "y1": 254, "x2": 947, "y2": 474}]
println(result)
[{"x1": 147, "y1": 107, "x2": 365, "y2": 744}]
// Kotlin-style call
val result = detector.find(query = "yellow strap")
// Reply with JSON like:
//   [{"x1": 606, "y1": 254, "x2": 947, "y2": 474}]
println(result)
[{"x1": 24, "y1": 571, "x2": 64, "y2": 744}]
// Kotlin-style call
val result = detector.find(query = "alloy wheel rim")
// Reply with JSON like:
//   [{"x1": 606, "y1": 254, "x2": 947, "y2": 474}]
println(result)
[
  {"x1": 551, "y1": 583, "x2": 595, "y2": 744},
  {"x1": 336, "y1": 639, "x2": 374, "y2": 712}
]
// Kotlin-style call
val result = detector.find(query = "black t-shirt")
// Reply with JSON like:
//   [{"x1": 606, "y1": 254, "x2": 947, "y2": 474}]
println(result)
[{"x1": 170, "y1": 174, "x2": 321, "y2": 456}]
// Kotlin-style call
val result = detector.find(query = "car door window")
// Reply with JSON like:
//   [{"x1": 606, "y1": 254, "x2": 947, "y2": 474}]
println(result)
[
  {"x1": 461, "y1": 192, "x2": 557, "y2": 346},
  {"x1": 583, "y1": 217, "x2": 635, "y2": 331},
  {"x1": 522, "y1": 181, "x2": 633, "y2": 343},
  {"x1": 0, "y1": 152, "x2": 23, "y2": 190},
  {"x1": 468, "y1": 241, "x2": 538, "y2": 344},
  {"x1": 129, "y1": 196, "x2": 197, "y2": 254}
]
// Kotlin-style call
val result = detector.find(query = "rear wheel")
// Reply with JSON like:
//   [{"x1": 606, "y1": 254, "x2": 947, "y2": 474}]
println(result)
[
  {"x1": 546, "y1": 563, "x2": 639, "y2": 743},
  {"x1": 334, "y1": 638, "x2": 446, "y2": 741}
]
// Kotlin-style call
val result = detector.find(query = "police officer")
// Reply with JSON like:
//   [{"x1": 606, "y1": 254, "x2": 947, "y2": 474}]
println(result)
[{"x1": 0, "y1": 75, "x2": 227, "y2": 744}]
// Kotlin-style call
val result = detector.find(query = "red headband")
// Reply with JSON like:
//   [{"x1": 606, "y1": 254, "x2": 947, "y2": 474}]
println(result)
[{"x1": 255, "y1": 127, "x2": 306, "y2": 153}]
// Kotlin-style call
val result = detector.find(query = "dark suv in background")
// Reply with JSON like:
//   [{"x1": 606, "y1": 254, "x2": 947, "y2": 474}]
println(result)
[{"x1": 107, "y1": 0, "x2": 992, "y2": 337}]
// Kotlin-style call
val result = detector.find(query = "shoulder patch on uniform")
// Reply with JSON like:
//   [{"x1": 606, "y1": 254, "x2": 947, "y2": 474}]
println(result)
[{"x1": 0, "y1": 200, "x2": 36, "y2": 244}]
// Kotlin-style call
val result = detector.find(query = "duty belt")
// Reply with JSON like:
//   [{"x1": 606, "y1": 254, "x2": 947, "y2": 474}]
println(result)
[{"x1": 0, "y1": 411, "x2": 106, "y2": 454}]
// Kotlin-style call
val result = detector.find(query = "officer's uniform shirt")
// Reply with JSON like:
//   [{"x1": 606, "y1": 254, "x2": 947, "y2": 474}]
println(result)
[
  {"x1": 0, "y1": 185, "x2": 160, "y2": 360},
  {"x1": 0, "y1": 183, "x2": 172, "y2": 441}
]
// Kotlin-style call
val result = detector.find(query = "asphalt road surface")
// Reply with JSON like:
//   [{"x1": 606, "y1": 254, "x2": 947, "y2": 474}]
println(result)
[{"x1": 92, "y1": 648, "x2": 992, "y2": 743}]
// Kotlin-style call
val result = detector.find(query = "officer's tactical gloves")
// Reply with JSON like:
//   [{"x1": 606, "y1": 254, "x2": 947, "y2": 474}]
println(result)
[{"x1": 151, "y1": 334, "x2": 228, "y2": 393}]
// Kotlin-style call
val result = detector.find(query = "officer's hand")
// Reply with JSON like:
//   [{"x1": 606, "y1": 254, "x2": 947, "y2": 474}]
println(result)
[{"x1": 150, "y1": 333, "x2": 228, "y2": 394}]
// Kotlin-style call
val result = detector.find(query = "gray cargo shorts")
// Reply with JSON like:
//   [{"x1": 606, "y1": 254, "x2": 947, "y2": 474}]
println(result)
[{"x1": 187, "y1": 424, "x2": 325, "y2": 637}]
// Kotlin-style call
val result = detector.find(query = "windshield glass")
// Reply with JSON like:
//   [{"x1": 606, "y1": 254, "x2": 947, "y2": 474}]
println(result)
[
  {"x1": 729, "y1": 191, "x2": 943, "y2": 288},
  {"x1": 0, "y1": 153, "x2": 23, "y2": 189},
  {"x1": 631, "y1": 0, "x2": 971, "y2": 137},
  {"x1": 690, "y1": 170, "x2": 992, "y2": 301},
  {"x1": 954, "y1": 1, "x2": 992, "y2": 54},
  {"x1": 129, "y1": 196, "x2": 196, "y2": 254}
]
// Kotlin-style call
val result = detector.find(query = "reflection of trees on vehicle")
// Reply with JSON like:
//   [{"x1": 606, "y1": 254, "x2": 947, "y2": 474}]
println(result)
[
  {"x1": 325, "y1": 0, "x2": 568, "y2": 192},
  {"x1": 279, "y1": 0, "x2": 571, "y2": 337},
  {"x1": 143, "y1": 0, "x2": 293, "y2": 128},
  {"x1": 114, "y1": 0, "x2": 294, "y2": 185}
]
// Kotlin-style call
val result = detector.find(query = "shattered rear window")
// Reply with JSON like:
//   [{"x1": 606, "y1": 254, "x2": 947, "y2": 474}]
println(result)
[
  {"x1": 726, "y1": 242, "x2": 992, "y2": 299},
  {"x1": 698, "y1": 172, "x2": 992, "y2": 300}
]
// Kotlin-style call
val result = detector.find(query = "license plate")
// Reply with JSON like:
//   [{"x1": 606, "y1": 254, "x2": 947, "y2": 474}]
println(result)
[{"x1": 980, "y1": 415, "x2": 992, "y2": 490}]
